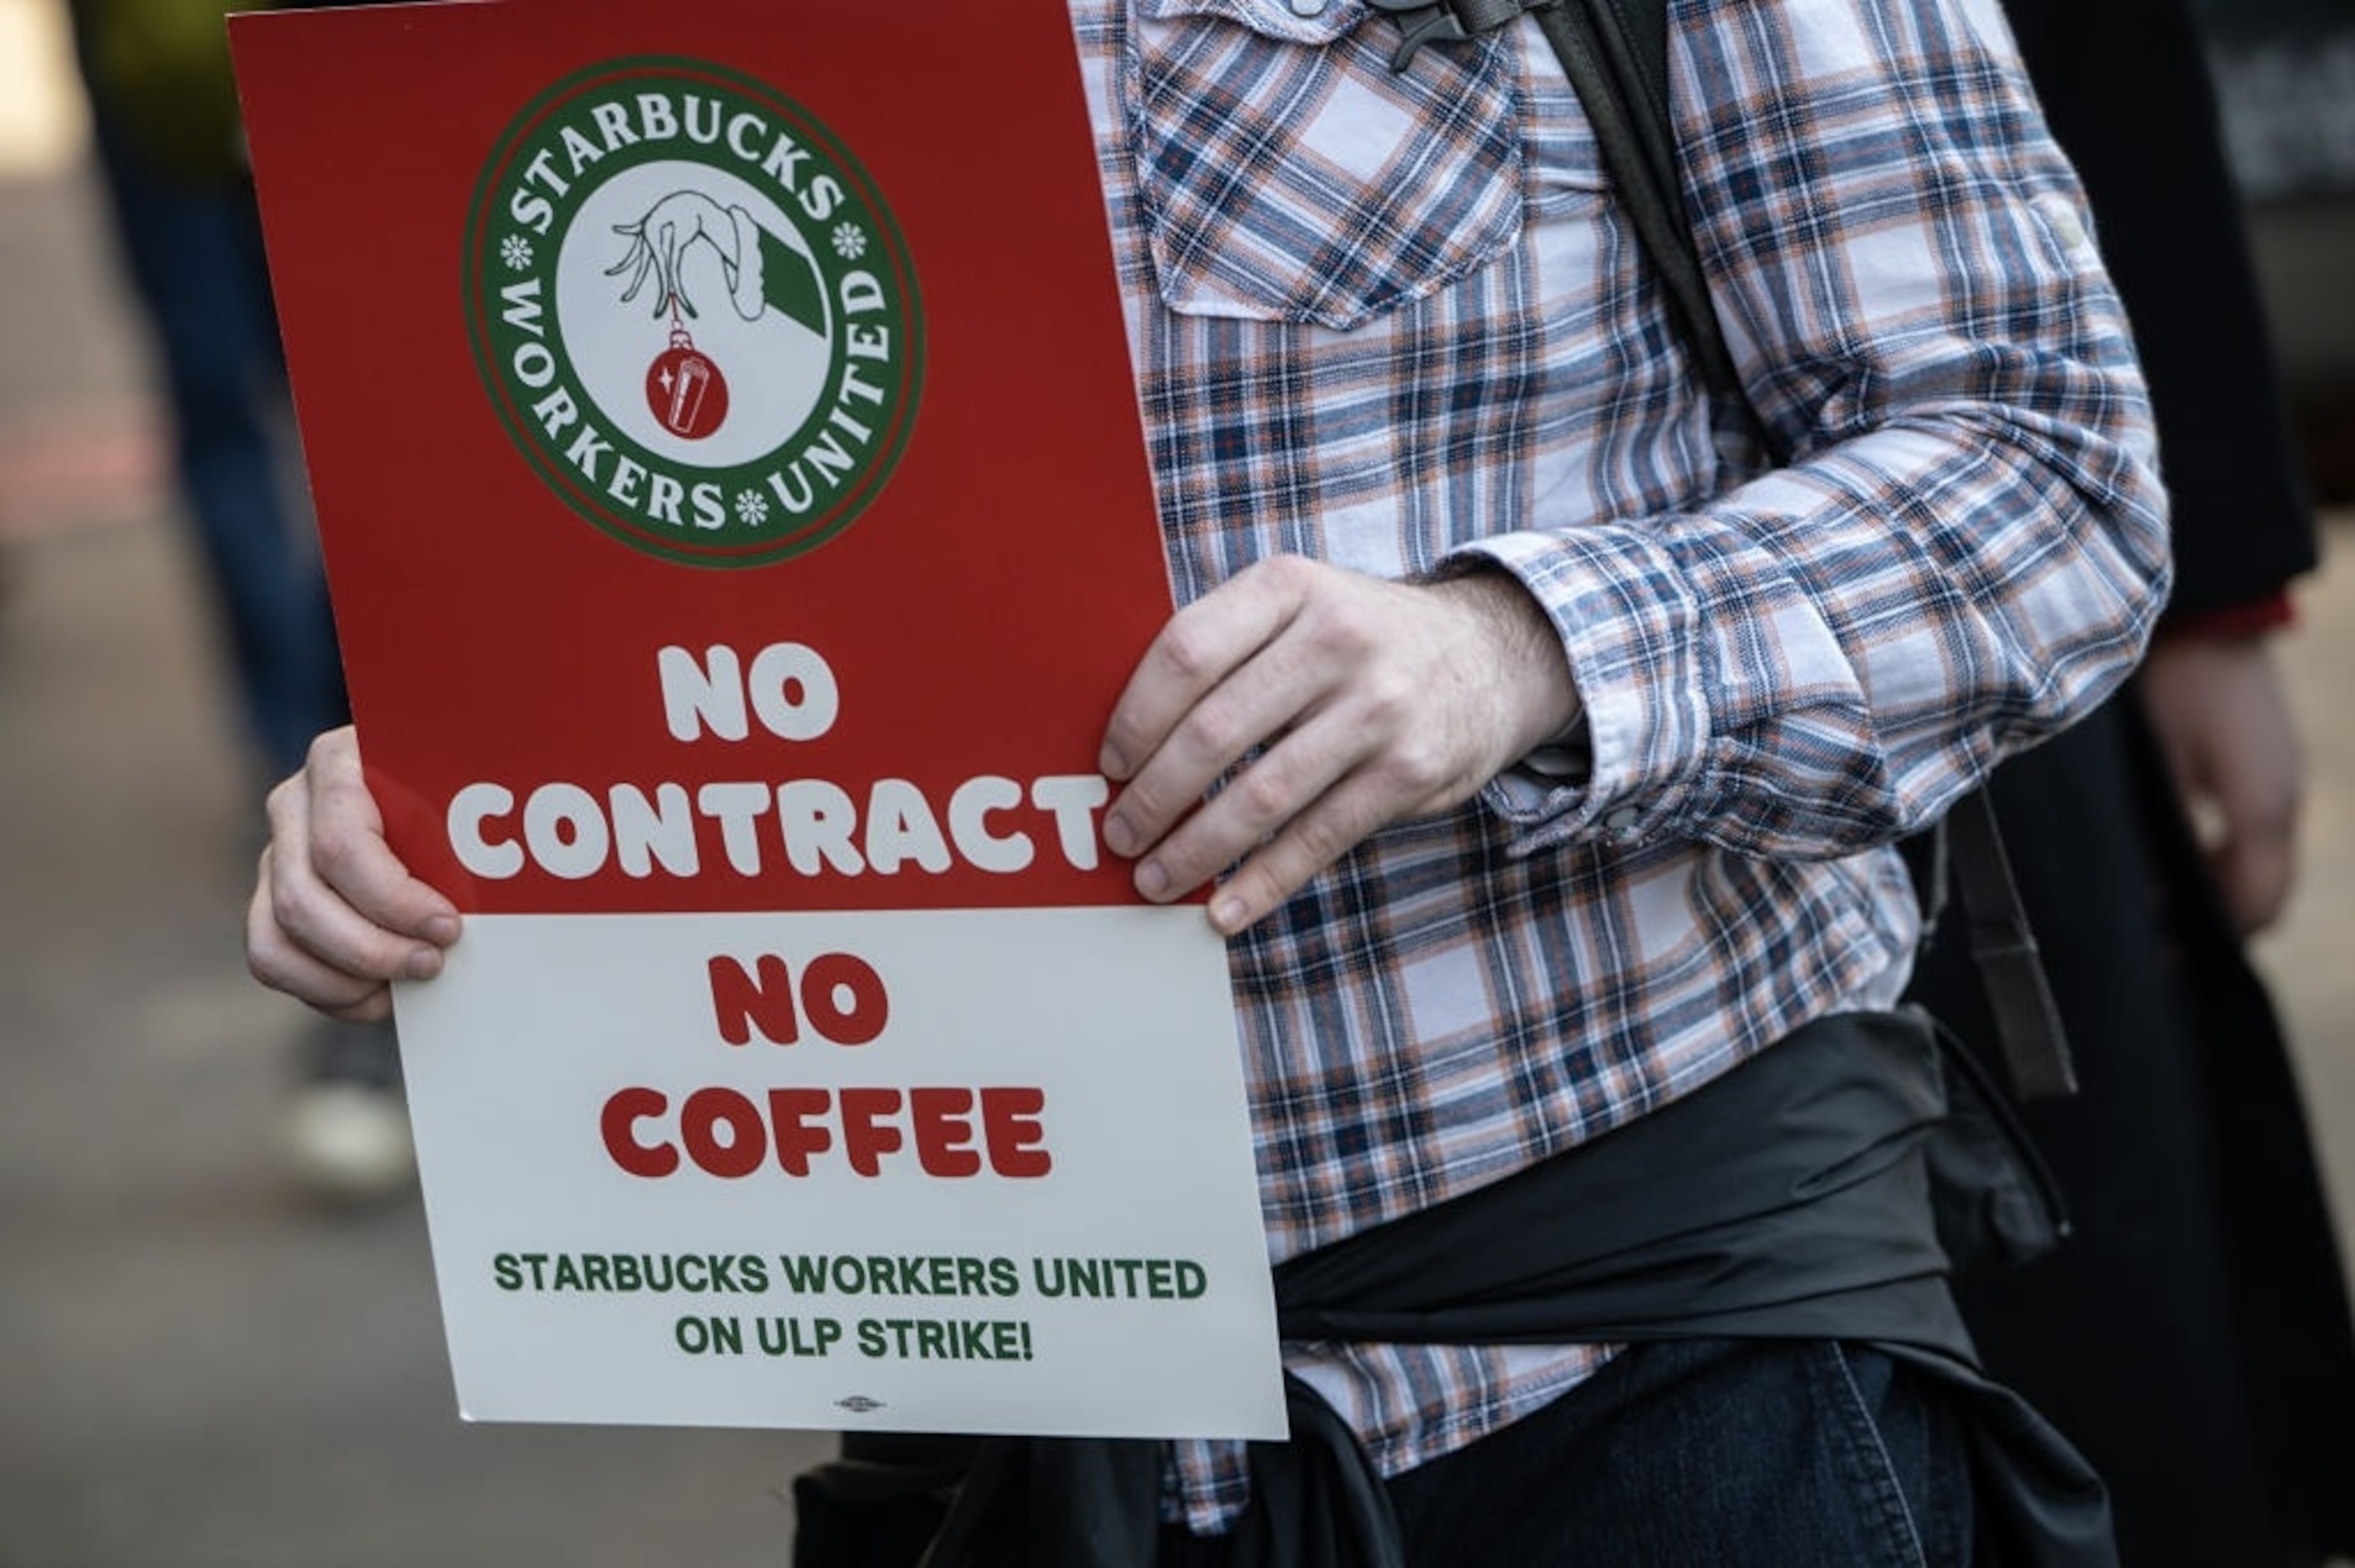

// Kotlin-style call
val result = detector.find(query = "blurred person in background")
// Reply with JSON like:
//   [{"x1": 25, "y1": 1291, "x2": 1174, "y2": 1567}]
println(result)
[
  {"x1": 65, "y1": 0, "x2": 410, "y2": 1205},
  {"x1": 1907, "y1": 0, "x2": 2355, "y2": 1561}
]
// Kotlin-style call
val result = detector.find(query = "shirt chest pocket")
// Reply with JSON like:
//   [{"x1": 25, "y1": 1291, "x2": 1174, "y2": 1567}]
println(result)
[{"x1": 1126, "y1": 0, "x2": 1596, "y2": 331}]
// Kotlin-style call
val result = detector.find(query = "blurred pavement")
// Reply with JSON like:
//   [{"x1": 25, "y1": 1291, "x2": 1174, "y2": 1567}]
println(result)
[{"x1": 2, "y1": 2, "x2": 2350, "y2": 1564}]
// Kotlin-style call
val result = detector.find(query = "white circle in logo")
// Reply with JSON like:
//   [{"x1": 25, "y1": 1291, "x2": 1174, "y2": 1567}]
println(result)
[{"x1": 555, "y1": 159, "x2": 833, "y2": 471}]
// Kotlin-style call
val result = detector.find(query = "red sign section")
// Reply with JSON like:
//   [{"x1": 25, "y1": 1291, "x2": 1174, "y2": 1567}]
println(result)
[{"x1": 231, "y1": 1, "x2": 1175, "y2": 917}]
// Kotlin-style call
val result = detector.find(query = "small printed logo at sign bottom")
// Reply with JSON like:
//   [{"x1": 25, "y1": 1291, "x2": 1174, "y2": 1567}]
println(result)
[{"x1": 836, "y1": 1395, "x2": 887, "y2": 1414}]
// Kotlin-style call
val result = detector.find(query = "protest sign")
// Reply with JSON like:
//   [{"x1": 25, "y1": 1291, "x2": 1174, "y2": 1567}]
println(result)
[{"x1": 231, "y1": 0, "x2": 1285, "y2": 1439}]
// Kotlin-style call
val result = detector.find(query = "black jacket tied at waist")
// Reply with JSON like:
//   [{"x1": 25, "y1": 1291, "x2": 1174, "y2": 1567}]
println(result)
[{"x1": 793, "y1": 1009, "x2": 2114, "y2": 1568}]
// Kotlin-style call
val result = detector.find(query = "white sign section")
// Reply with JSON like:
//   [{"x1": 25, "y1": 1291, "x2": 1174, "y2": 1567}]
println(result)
[{"x1": 394, "y1": 905, "x2": 1287, "y2": 1440}]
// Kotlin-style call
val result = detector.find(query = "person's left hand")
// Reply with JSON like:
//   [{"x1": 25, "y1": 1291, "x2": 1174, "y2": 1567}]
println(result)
[
  {"x1": 1098, "y1": 556, "x2": 1581, "y2": 934},
  {"x1": 2137, "y1": 631, "x2": 2304, "y2": 935}
]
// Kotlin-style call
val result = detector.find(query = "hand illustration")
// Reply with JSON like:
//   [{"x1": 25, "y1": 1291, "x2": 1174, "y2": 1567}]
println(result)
[{"x1": 606, "y1": 189, "x2": 743, "y2": 321}]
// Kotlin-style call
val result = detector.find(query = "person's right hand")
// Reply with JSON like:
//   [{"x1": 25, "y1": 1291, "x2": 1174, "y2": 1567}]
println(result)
[
  {"x1": 245, "y1": 726, "x2": 461, "y2": 1022},
  {"x1": 2137, "y1": 631, "x2": 2304, "y2": 935}
]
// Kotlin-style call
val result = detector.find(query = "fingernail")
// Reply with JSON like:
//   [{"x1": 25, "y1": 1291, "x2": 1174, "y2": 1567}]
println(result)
[
  {"x1": 1209, "y1": 895, "x2": 1248, "y2": 933},
  {"x1": 422, "y1": 914, "x2": 460, "y2": 945},
  {"x1": 1099, "y1": 743, "x2": 1128, "y2": 780},
  {"x1": 403, "y1": 947, "x2": 443, "y2": 980},
  {"x1": 1136, "y1": 859, "x2": 1168, "y2": 899},
  {"x1": 1103, "y1": 814, "x2": 1137, "y2": 857}
]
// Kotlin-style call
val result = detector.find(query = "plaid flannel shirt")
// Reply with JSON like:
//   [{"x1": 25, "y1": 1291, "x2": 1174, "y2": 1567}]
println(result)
[{"x1": 1069, "y1": 0, "x2": 2170, "y2": 1533}]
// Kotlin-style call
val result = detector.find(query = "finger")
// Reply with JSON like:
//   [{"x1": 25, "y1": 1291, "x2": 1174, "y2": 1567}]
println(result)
[
  {"x1": 1202, "y1": 761, "x2": 1411, "y2": 935},
  {"x1": 1123, "y1": 705, "x2": 1368, "y2": 903},
  {"x1": 301, "y1": 736, "x2": 460, "y2": 942},
  {"x1": 263, "y1": 799, "x2": 452, "y2": 991},
  {"x1": 652, "y1": 221, "x2": 684, "y2": 317},
  {"x1": 621, "y1": 243, "x2": 653, "y2": 303},
  {"x1": 2199, "y1": 746, "x2": 2301, "y2": 936},
  {"x1": 258, "y1": 735, "x2": 458, "y2": 992},
  {"x1": 245, "y1": 862, "x2": 399, "y2": 1021},
  {"x1": 2212, "y1": 835, "x2": 2297, "y2": 936},
  {"x1": 662, "y1": 225, "x2": 700, "y2": 320},
  {"x1": 1103, "y1": 631, "x2": 1352, "y2": 868},
  {"x1": 1099, "y1": 563, "x2": 1306, "y2": 786},
  {"x1": 1103, "y1": 566, "x2": 1353, "y2": 865}
]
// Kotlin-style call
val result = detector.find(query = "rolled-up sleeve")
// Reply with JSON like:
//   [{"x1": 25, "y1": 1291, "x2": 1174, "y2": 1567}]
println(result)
[{"x1": 1463, "y1": 0, "x2": 2171, "y2": 859}]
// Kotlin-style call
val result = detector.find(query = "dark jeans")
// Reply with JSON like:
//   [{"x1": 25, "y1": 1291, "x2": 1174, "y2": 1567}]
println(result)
[
  {"x1": 80, "y1": 75, "x2": 349, "y2": 778},
  {"x1": 1158, "y1": 1337, "x2": 1973, "y2": 1567}
]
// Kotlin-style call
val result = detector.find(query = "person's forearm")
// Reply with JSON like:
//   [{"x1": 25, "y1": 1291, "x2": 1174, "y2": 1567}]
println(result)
[{"x1": 1456, "y1": 0, "x2": 2170, "y2": 861}]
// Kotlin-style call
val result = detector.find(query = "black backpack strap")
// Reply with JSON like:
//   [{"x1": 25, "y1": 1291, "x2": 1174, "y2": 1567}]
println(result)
[
  {"x1": 1946, "y1": 786, "x2": 2077, "y2": 1098},
  {"x1": 1528, "y1": 2, "x2": 1754, "y2": 424},
  {"x1": 1371, "y1": 0, "x2": 2077, "y2": 1103},
  {"x1": 1369, "y1": 0, "x2": 1752, "y2": 425}
]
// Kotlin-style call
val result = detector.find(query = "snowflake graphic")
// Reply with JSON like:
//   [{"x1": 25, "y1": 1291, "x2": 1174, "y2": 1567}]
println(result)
[
  {"x1": 734, "y1": 489, "x2": 770, "y2": 526},
  {"x1": 499, "y1": 234, "x2": 534, "y2": 271},
  {"x1": 831, "y1": 223, "x2": 868, "y2": 261}
]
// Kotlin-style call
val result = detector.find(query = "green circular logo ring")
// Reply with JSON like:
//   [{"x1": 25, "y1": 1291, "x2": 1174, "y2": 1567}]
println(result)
[{"x1": 465, "y1": 58, "x2": 924, "y2": 568}]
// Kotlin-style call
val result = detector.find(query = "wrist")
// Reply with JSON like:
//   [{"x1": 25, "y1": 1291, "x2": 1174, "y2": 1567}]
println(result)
[{"x1": 1421, "y1": 566, "x2": 1588, "y2": 776}]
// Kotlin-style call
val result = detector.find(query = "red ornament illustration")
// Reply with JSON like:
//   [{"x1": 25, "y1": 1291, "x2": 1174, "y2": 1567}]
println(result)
[{"x1": 646, "y1": 321, "x2": 729, "y2": 440}]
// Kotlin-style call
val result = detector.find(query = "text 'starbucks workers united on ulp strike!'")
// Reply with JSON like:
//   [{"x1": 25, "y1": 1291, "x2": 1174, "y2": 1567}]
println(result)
[{"x1": 228, "y1": 0, "x2": 1286, "y2": 1444}]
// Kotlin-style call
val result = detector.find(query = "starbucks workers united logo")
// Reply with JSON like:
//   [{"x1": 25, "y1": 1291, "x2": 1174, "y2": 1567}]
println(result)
[{"x1": 466, "y1": 61, "x2": 923, "y2": 566}]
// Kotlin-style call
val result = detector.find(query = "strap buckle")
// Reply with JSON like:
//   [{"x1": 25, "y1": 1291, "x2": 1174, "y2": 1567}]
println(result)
[
  {"x1": 1365, "y1": 0, "x2": 1553, "y2": 71},
  {"x1": 1363, "y1": 0, "x2": 1472, "y2": 70}
]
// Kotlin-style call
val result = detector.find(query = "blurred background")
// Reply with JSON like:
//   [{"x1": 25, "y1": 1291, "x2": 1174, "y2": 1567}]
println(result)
[
  {"x1": 2, "y1": 0, "x2": 2351, "y2": 1564},
  {"x1": 2193, "y1": 0, "x2": 2355, "y2": 497},
  {"x1": 0, "y1": 2, "x2": 835, "y2": 1563}
]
